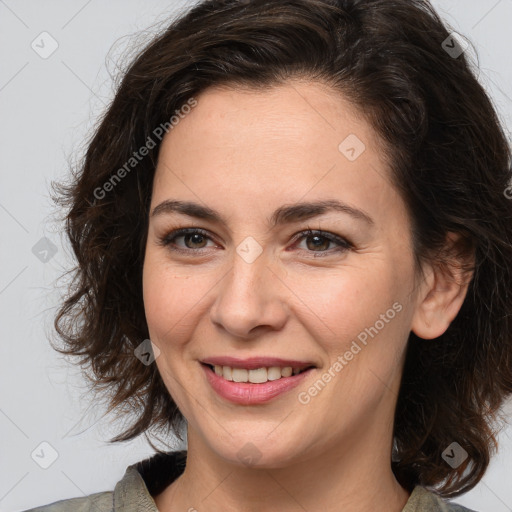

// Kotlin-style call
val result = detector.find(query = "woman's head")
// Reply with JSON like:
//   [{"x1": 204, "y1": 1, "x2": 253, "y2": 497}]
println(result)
[
  {"x1": 143, "y1": 80, "x2": 429, "y2": 488},
  {"x1": 53, "y1": 0, "x2": 512, "y2": 498}
]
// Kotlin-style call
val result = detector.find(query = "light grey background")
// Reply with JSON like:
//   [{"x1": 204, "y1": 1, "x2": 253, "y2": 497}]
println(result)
[{"x1": 1, "y1": 1, "x2": 511, "y2": 511}]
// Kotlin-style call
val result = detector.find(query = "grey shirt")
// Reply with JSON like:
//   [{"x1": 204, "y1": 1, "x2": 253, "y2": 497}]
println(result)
[{"x1": 21, "y1": 451, "x2": 477, "y2": 512}]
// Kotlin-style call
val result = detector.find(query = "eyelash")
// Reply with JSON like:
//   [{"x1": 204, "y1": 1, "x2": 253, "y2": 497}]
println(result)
[{"x1": 157, "y1": 227, "x2": 353, "y2": 258}]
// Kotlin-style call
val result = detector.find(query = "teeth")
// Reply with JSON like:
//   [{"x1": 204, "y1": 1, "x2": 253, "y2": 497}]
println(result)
[
  {"x1": 267, "y1": 367, "x2": 282, "y2": 381},
  {"x1": 231, "y1": 368, "x2": 246, "y2": 382},
  {"x1": 211, "y1": 365, "x2": 309, "y2": 383},
  {"x1": 222, "y1": 366, "x2": 233, "y2": 381},
  {"x1": 248, "y1": 367, "x2": 267, "y2": 383},
  {"x1": 281, "y1": 366, "x2": 292, "y2": 377}
]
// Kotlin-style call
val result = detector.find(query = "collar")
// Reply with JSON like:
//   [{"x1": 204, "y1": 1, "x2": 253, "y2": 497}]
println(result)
[{"x1": 112, "y1": 450, "x2": 187, "y2": 511}]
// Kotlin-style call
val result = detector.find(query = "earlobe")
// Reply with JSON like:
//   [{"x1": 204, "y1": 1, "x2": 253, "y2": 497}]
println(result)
[{"x1": 411, "y1": 233, "x2": 475, "y2": 340}]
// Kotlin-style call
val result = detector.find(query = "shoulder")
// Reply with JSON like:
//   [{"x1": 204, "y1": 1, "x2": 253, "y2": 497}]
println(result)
[
  {"x1": 403, "y1": 485, "x2": 479, "y2": 512},
  {"x1": 19, "y1": 450, "x2": 187, "y2": 512},
  {"x1": 19, "y1": 491, "x2": 113, "y2": 512}
]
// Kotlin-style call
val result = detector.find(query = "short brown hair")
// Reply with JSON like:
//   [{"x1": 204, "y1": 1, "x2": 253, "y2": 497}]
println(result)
[{"x1": 51, "y1": 0, "x2": 512, "y2": 498}]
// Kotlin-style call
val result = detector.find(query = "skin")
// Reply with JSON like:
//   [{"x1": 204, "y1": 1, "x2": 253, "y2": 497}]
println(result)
[{"x1": 142, "y1": 80, "x2": 473, "y2": 512}]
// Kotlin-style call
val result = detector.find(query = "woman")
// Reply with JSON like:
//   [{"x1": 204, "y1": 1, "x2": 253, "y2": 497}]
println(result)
[{"x1": 24, "y1": 0, "x2": 512, "y2": 511}]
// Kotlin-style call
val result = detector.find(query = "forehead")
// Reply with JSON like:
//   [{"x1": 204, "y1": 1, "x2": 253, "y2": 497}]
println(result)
[
  {"x1": 158, "y1": 81, "x2": 376, "y2": 161},
  {"x1": 151, "y1": 81, "x2": 405, "y2": 230}
]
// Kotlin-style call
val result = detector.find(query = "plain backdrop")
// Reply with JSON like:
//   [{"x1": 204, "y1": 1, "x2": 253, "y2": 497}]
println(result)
[{"x1": 1, "y1": 1, "x2": 511, "y2": 511}]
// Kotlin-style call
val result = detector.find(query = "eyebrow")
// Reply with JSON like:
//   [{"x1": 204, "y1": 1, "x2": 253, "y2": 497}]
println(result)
[{"x1": 150, "y1": 199, "x2": 374, "y2": 228}]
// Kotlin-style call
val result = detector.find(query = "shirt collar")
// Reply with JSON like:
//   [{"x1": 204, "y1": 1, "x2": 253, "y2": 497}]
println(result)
[{"x1": 112, "y1": 450, "x2": 187, "y2": 511}]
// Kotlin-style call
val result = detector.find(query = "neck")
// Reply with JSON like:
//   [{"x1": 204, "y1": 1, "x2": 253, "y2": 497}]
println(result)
[{"x1": 154, "y1": 431, "x2": 411, "y2": 512}]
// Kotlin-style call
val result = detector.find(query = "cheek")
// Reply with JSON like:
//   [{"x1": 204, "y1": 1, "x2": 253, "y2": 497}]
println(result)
[
  {"x1": 142, "y1": 254, "x2": 200, "y2": 344},
  {"x1": 288, "y1": 263, "x2": 400, "y2": 347}
]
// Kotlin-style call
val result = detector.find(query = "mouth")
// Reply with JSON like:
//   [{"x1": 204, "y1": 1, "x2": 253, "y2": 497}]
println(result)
[
  {"x1": 202, "y1": 363, "x2": 314, "y2": 383},
  {"x1": 200, "y1": 357, "x2": 316, "y2": 405}
]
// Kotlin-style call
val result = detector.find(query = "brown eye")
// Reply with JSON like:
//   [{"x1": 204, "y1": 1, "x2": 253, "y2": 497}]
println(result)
[
  {"x1": 305, "y1": 234, "x2": 331, "y2": 252},
  {"x1": 181, "y1": 232, "x2": 208, "y2": 249},
  {"x1": 158, "y1": 228, "x2": 217, "y2": 254},
  {"x1": 158, "y1": 227, "x2": 352, "y2": 258},
  {"x1": 292, "y1": 229, "x2": 352, "y2": 257}
]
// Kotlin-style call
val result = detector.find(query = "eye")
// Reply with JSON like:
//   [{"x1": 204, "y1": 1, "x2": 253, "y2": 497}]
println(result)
[
  {"x1": 157, "y1": 228, "x2": 217, "y2": 254},
  {"x1": 157, "y1": 227, "x2": 353, "y2": 257},
  {"x1": 291, "y1": 229, "x2": 352, "y2": 257}
]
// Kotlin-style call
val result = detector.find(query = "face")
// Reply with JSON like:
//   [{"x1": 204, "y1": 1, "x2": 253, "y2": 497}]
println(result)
[{"x1": 142, "y1": 81, "x2": 425, "y2": 469}]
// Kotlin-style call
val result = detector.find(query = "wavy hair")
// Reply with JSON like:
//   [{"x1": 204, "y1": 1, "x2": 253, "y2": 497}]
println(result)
[{"x1": 51, "y1": 0, "x2": 512, "y2": 498}]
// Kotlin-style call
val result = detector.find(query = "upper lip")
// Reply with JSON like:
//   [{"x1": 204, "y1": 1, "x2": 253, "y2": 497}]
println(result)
[{"x1": 201, "y1": 356, "x2": 316, "y2": 370}]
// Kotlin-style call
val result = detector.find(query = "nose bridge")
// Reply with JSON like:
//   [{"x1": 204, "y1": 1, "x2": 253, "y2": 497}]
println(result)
[
  {"x1": 210, "y1": 241, "x2": 287, "y2": 337},
  {"x1": 222, "y1": 246, "x2": 271, "y2": 314},
  {"x1": 226, "y1": 232, "x2": 271, "y2": 295}
]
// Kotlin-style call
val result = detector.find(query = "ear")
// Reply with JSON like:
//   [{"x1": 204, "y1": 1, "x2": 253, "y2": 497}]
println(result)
[{"x1": 411, "y1": 232, "x2": 475, "y2": 340}]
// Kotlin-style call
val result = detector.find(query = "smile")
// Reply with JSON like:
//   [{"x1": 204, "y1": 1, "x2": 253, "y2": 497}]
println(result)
[
  {"x1": 201, "y1": 362, "x2": 315, "y2": 405},
  {"x1": 209, "y1": 364, "x2": 311, "y2": 383}
]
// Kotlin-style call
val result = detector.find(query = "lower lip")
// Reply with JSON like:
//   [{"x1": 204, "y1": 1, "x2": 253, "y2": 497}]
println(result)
[{"x1": 201, "y1": 363, "x2": 313, "y2": 405}]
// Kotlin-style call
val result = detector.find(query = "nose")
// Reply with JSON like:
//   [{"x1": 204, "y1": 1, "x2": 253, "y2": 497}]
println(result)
[{"x1": 209, "y1": 249, "x2": 289, "y2": 339}]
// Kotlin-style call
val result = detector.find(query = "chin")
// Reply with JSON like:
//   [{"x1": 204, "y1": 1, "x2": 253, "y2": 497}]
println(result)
[{"x1": 207, "y1": 433, "x2": 309, "y2": 470}]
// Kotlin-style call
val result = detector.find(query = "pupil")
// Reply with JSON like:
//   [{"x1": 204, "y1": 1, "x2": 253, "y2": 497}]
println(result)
[
  {"x1": 188, "y1": 234, "x2": 204, "y2": 248},
  {"x1": 308, "y1": 235, "x2": 327, "y2": 251}
]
